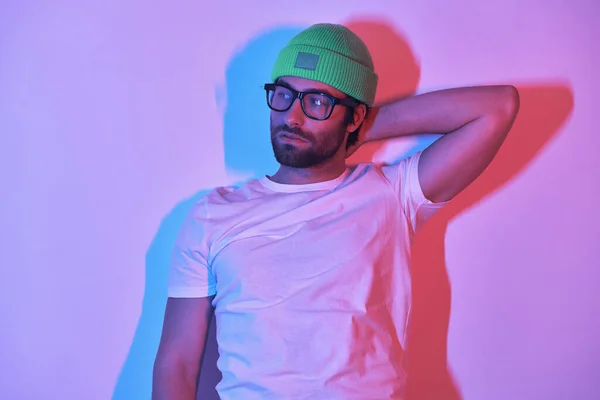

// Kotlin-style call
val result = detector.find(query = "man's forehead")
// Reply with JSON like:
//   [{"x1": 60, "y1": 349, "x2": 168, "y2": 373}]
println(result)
[{"x1": 277, "y1": 76, "x2": 345, "y2": 98}]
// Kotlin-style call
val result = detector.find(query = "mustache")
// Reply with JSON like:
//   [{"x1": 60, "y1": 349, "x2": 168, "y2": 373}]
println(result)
[{"x1": 273, "y1": 125, "x2": 311, "y2": 140}]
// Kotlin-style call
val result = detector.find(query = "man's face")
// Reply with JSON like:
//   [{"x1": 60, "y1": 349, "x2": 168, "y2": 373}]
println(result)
[{"x1": 269, "y1": 76, "x2": 351, "y2": 169}]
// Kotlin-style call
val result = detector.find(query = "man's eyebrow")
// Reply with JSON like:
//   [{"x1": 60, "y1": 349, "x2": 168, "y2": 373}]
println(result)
[{"x1": 277, "y1": 78, "x2": 339, "y2": 98}]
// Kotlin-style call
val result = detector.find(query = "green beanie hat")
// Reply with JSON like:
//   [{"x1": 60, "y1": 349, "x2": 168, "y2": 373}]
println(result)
[{"x1": 270, "y1": 23, "x2": 378, "y2": 105}]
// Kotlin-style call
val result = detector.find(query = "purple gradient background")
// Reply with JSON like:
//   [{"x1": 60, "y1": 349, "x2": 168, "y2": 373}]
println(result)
[{"x1": 0, "y1": 1, "x2": 598, "y2": 399}]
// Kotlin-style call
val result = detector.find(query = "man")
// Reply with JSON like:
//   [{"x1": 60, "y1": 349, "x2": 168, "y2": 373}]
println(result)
[{"x1": 152, "y1": 23, "x2": 519, "y2": 399}]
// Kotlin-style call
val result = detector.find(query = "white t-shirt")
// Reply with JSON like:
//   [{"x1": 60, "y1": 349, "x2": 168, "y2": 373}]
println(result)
[{"x1": 168, "y1": 151, "x2": 448, "y2": 399}]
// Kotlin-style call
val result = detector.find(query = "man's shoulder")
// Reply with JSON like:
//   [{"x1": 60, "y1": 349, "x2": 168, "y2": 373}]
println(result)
[
  {"x1": 188, "y1": 178, "x2": 265, "y2": 216},
  {"x1": 175, "y1": 180, "x2": 263, "y2": 240}
]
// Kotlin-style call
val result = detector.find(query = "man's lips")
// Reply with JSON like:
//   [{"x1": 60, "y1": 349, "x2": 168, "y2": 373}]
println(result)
[{"x1": 280, "y1": 131, "x2": 309, "y2": 142}]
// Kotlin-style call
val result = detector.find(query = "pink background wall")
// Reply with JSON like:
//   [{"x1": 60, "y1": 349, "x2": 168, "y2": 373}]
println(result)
[{"x1": 1, "y1": 1, "x2": 597, "y2": 399}]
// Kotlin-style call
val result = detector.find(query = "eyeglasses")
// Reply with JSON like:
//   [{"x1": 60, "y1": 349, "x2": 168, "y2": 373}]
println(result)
[{"x1": 264, "y1": 83, "x2": 357, "y2": 121}]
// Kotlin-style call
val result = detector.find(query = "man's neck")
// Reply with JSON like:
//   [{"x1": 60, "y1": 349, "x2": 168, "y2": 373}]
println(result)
[{"x1": 268, "y1": 161, "x2": 347, "y2": 185}]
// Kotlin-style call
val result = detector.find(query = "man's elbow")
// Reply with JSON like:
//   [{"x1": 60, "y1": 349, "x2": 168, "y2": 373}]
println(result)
[
  {"x1": 483, "y1": 85, "x2": 520, "y2": 137},
  {"x1": 498, "y1": 85, "x2": 520, "y2": 120}
]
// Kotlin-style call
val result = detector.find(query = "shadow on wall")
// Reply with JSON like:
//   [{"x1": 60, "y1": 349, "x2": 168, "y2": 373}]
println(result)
[
  {"x1": 111, "y1": 25, "x2": 306, "y2": 400},
  {"x1": 112, "y1": 17, "x2": 574, "y2": 400},
  {"x1": 110, "y1": 189, "x2": 210, "y2": 400},
  {"x1": 222, "y1": 25, "x2": 308, "y2": 180},
  {"x1": 342, "y1": 17, "x2": 574, "y2": 400},
  {"x1": 406, "y1": 82, "x2": 573, "y2": 400}
]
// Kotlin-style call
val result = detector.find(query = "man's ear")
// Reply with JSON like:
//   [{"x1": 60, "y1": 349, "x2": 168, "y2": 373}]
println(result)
[{"x1": 348, "y1": 104, "x2": 367, "y2": 132}]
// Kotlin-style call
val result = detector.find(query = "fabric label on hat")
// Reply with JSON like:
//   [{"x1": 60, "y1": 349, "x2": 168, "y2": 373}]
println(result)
[{"x1": 294, "y1": 52, "x2": 319, "y2": 70}]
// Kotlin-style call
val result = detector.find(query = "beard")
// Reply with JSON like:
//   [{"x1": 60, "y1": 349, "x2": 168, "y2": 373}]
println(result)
[{"x1": 270, "y1": 119, "x2": 347, "y2": 168}]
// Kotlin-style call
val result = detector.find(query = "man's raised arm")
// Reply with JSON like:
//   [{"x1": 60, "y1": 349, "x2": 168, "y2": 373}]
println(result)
[{"x1": 360, "y1": 85, "x2": 520, "y2": 203}]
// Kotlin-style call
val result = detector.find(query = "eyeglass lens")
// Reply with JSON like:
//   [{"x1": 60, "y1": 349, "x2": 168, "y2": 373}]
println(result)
[{"x1": 267, "y1": 85, "x2": 334, "y2": 120}]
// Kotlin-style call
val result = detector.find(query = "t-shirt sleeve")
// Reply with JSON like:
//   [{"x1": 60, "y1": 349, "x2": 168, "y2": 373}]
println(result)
[
  {"x1": 167, "y1": 200, "x2": 217, "y2": 298},
  {"x1": 383, "y1": 151, "x2": 450, "y2": 234}
]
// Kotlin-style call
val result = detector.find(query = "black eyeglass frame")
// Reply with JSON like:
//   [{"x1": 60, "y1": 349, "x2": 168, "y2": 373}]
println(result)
[{"x1": 264, "y1": 83, "x2": 359, "y2": 121}]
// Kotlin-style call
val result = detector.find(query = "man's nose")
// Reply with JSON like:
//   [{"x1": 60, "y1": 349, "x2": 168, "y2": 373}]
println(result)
[{"x1": 284, "y1": 98, "x2": 305, "y2": 127}]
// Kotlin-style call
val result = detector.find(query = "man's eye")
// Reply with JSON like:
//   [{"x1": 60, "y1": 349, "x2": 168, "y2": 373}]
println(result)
[{"x1": 311, "y1": 97, "x2": 329, "y2": 107}]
